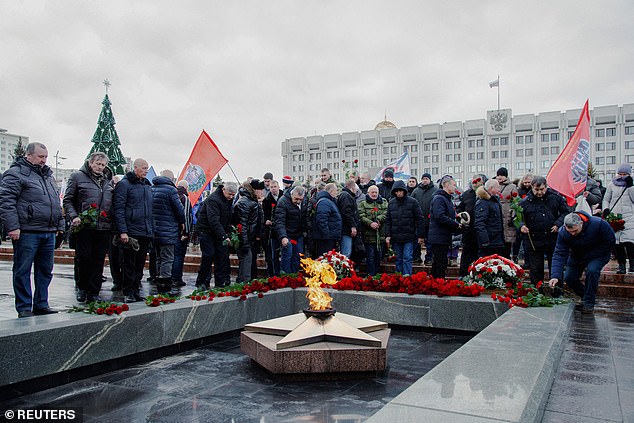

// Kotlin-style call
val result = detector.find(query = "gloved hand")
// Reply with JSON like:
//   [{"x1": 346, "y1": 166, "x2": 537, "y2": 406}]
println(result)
[
  {"x1": 625, "y1": 175, "x2": 633, "y2": 188},
  {"x1": 602, "y1": 208, "x2": 611, "y2": 219}
]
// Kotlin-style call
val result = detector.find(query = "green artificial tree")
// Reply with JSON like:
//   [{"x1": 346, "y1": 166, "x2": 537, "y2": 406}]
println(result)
[
  {"x1": 212, "y1": 174, "x2": 224, "y2": 188},
  {"x1": 87, "y1": 81, "x2": 127, "y2": 174}
]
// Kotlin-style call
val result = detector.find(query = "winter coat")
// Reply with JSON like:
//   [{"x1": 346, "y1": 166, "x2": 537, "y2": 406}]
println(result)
[
  {"x1": 584, "y1": 177, "x2": 603, "y2": 207},
  {"x1": 411, "y1": 182, "x2": 437, "y2": 235},
  {"x1": 233, "y1": 185, "x2": 262, "y2": 246},
  {"x1": 517, "y1": 188, "x2": 568, "y2": 249},
  {"x1": 456, "y1": 188, "x2": 478, "y2": 245},
  {"x1": 603, "y1": 181, "x2": 634, "y2": 244},
  {"x1": 113, "y1": 171, "x2": 153, "y2": 237},
  {"x1": 0, "y1": 157, "x2": 63, "y2": 232},
  {"x1": 377, "y1": 179, "x2": 395, "y2": 201},
  {"x1": 196, "y1": 185, "x2": 233, "y2": 242},
  {"x1": 151, "y1": 176, "x2": 185, "y2": 245},
  {"x1": 358, "y1": 180, "x2": 376, "y2": 195},
  {"x1": 312, "y1": 190, "x2": 342, "y2": 240},
  {"x1": 176, "y1": 185, "x2": 193, "y2": 236},
  {"x1": 358, "y1": 195, "x2": 387, "y2": 245},
  {"x1": 428, "y1": 189, "x2": 460, "y2": 245},
  {"x1": 262, "y1": 190, "x2": 282, "y2": 238},
  {"x1": 474, "y1": 186, "x2": 505, "y2": 248},
  {"x1": 63, "y1": 161, "x2": 114, "y2": 231},
  {"x1": 551, "y1": 211, "x2": 615, "y2": 280},
  {"x1": 337, "y1": 187, "x2": 359, "y2": 236},
  {"x1": 274, "y1": 189, "x2": 308, "y2": 240},
  {"x1": 498, "y1": 179, "x2": 518, "y2": 243},
  {"x1": 385, "y1": 181, "x2": 423, "y2": 243}
]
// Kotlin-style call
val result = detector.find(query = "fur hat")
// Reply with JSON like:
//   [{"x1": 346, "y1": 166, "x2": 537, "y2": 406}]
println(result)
[
  {"x1": 617, "y1": 163, "x2": 632, "y2": 175},
  {"x1": 249, "y1": 178, "x2": 265, "y2": 190}
]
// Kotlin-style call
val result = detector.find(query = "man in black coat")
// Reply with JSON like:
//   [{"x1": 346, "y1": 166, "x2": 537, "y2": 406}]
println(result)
[
  {"x1": 234, "y1": 179, "x2": 264, "y2": 283},
  {"x1": 457, "y1": 174, "x2": 486, "y2": 276},
  {"x1": 274, "y1": 186, "x2": 308, "y2": 274},
  {"x1": 195, "y1": 182, "x2": 237, "y2": 289},
  {"x1": 428, "y1": 175, "x2": 461, "y2": 279},
  {"x1": 113, "y1": 158, "x2": 154, "y2": 302},
  {"x1": 337, "y1": 179, "x2": 359, "y2": 258},
  {"x1": 411, "y1": 172, "x2": 437, "y2": 264},
  {"x1": 474, "y1": 179, "x2": 505, "y2": 257},
  {"x1": 262, "y1": 180, "x2": 283, "y2": 276},
  {"x1": 385, "y1": 180, "x2": 424, "y2": 276},
  {"x1": 518, "y1": 176, "x2": 569, "y2": 285},
  {"x1": 377, "y1": 168, "x2": 396, "y2": 200}
]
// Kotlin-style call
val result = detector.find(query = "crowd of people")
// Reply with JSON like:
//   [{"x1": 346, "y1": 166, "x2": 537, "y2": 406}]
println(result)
[{"x1": 0, "y1": 142, "x2": 632, "y2": 318}]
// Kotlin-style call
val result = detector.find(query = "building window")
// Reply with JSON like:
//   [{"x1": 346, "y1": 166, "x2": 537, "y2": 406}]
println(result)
[
  {"x1": 454, "y1": 154, "x2": 461, "y2": 161},
  {"x1": 491, "y1": 138, "x2": 499, "y2": 146},
  {"x1": 432, "y1": 143, "x2": 439, "y2": 151},
  {"x1": 492, "y1": 151, "x2": 499, "y2": 159},
  {"x1": 446, "y1": 142, "x2": 452, "y2": 149},
  {"x1": 606, "y1": 128, "x2": 616, "y2": 137},
  {"x1": 626, "y1": 155, "x2": 634, "y2": 163},
  {"x1": 568, "y1": 131, "x2": 574, "y2": 139},
  {"x1": 477, "y1": 139, "x2": 484, "y2": 147},
  {"x1": 411, "y1": 157, "x2": 418, "y2": 164},
  {"x1": 516, "y1": 150, "x2": 524, "y2": 157},
  {"x1": 596, "y1": 157, "x2": 605, "y2": 165},
  {"x1": 596, "y1": 128, "x2": 605, "y2": 137},
  {"x1": 424, "y1": 144, "x2": 430, "y2": 151},
  {"x1": 596, "y1": 143, "x2": 605, "y2": 152},
  {"x1": 432, "y1": 155, "x2": 439, "y2": 163},
  {"x1": 411, "y1": 168, "x2": 417, "y2": 176},
  {"x1": 333, "y1": 151, "x2": 339, "y2": 158},
  {"x1": 542, "y1": 160, "x2": 550, "y2": 168},
  {"x1": 550, "y1": 133, "x2": 559, "y2": 142},
  {"x1": 500, "y1": 137, "x2": 508, "y2": 146},
  {"x1": 500, "y1": 151, "x2": 508, "y2": 158},
  {"x1": 525, "y1": 135, "x2": 533, "y2": 144},
  {"x1": 541, "y1": 134, "x2": 550, "y2": 142},
  {"x1": 468, "y1": 152, "x2": 475, "y2": 160},
  {"x1": 445, "y1": 154, "x2": 452, "y2": 162},
  {"x1": 390, "y1": 146, "x2": 396, "y2": 154},
  {"x1": 410, "y1": 145, "x2": 418, "y2": 152},
  {"x1": 454, "y1": 141, "x2": 461, "y2": 149},
  {"x1": 477, "y1": 152, "x2": 484, "y2": 160},
  {"x1": 606, "y1": 142, "x2": 616, "y2": 151},
  {"x1": 423, "y1": 156, "x2": 429, "y2": 163},
  {"x1": 541, "y1": 147, "x2": 549, "y2": 155},
  {"x1": 516, "y1": 136, "x2": 524, "y2": 144},
  {"x1": 625, "y1": 126, "x2": 634, "y2": 135},
  {"x1": 299, "y1": 154, "x2": 305, "y2": 161},
  {"x1": 550, "y1": 147, "x2": 559, "y2": 155},
  {"x1": 383, "y1": 147, "x2": 389, "y2": 154},
  {"x1": 626, "y1": 141, "x2": 634, "y2": 149},
  {"x1": 516, "y1": 162, "x2": 524, "y2": 170},
  {"x1": 607, "y1": 156, "x2": 616, "y2": 165},
  {"x1": 383, "y1": 159, "x2": 390, "y2": 165}
]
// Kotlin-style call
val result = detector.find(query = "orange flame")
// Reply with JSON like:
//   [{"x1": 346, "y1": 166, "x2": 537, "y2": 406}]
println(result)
[{"x1": 300, "y1": 257, "x2": 338, "y2": 310}]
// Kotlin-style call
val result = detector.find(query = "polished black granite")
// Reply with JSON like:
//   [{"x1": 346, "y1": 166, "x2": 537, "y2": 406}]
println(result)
[{"x1": 2, "y1": 329, "x2": 472, "y2": 422}]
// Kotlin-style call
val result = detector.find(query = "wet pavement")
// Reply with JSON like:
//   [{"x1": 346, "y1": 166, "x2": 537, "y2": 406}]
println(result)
[
  {"x1": 542, "y1": 298, "x2": 634, "y2": 423},
  {"x1": 2, "y1": 329, "x2": 471, "y2": 422}
]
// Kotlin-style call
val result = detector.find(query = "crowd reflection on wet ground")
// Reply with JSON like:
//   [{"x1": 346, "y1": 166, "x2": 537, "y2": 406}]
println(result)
[{"x1": 3, "y1": 329, "x2": 472, "y2": 422}]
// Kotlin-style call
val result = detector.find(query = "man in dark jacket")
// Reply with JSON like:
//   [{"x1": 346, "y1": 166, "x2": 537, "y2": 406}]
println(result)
[
  {"x1": 274, "y1": 186, "x2": 308, "y2": 274},
  {"x1": 385, "y1": 180, "x2": 424, "y2": 276},
  {"x1": 428, "y1": 176, "x2": 461, "y2": 279},
  {"x1": 358, "y1": 172, "x2": 376, "y2": 195},
  {"x1": 262, "y1": 180, "x2": 283, "y2": 276},
  {"x1": 0, "y1": 142, "x2": 64, "y2": 317},
  {"x1": 337, "y1": 179, "x2": 359, "y2": 258},
  {"x1": 312, "y1": 183, "x2": 342, "y2": 256},
  {"x1": 518, "y1": 176, "x2": 569, "y2": 285},
  {"x1": 64, "y1": 152, "x2": 114, "y2": 302},
  {"x1": 151, "y1": 170, "x2": 185, "y2": 294},
  {"x1": 548, "y1": 211, "x2": 616, "y2": 313},
  {"x1": 171, "y1": 179, "x2": 193, "y2": 287},
  {"x1": 411, "y1": 172, "x2": 437, "y2": 265},
  {"x1": 113, "y1": 158, "x2": 153, "y2": 302},
  {"x1": 457, "y1": 174, "x2": 486, "y2": 276},
  {"x1": 474, "y1": 179, "x2": 505, "y2": 257},
  {"x1": 377, "y1": 168, "x2": 396, "y2": 200},
  {"x1": 195, "y1": 182, "x2": 237, "y2": 289},
  {"x1": 234, "y1": 179, "x2": 264, "y2": 283}
]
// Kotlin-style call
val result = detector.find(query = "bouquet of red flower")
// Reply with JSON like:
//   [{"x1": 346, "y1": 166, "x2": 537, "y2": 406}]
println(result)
[
  {"x1": 317, "y1": 249, "x2": 355, "y2": 279},
  {"x1": 68, "y1": 300, "x2": 129, "y2": 316},
  {"x1": 223, "y1": 225, "x2": 241, "y2": 250},
  {"x1": 606, "y1": 212, "x2": 625, "y2": 232},
  {"x1": 72, "y1": 203, "x2": 107, "y2": 233},
  {"x1": 507, "y1": 191, "x2": 524, "y2": 230},
  {"x1": 467, "y1": 254, "x2": 524, "y2": 290}
]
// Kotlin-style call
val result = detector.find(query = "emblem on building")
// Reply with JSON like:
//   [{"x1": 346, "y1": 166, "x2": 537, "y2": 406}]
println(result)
[{"x1": 489, "y1": 111, "x2": 508, "y2": 132}]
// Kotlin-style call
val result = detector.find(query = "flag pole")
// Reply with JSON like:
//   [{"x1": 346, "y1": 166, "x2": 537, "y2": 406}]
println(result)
[
  {"x1": 225, "y1": 162, "x2": 241, "y2": 184},
  {"x1": 497, "y1": 74, "x2": 500, "y2": 111}
]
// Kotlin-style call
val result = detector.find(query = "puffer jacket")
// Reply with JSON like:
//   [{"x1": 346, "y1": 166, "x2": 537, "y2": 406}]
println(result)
[
  {"x1": 385, "y1": 181, "x2": 423, "y2": 243},
  {"x1": 411, "y1": 182, "x2": 437, "y2": 235},
  {"x1": 63, "y1": 161, "x2": 114, "y2": 231},
  {"x1": 551, "y1": 211, "x2": 615, "y2": 280},
  {"x1": 377, "y1": 179, "x2": 395, "y2": 201},
  {"x1": 273, "y1": 189, "x2": 308, "y2": 240},
  {"x1": 312, "y1": 190, "x2": 342, "y2": 240},
  {"x1": 113, "y1": 171, "x2": 153, "y2": 237},
  {"x1": 337, "y1": 187, "x2": 359, "y2": 236},
  {"x1": 0, "y1": 157, "x2": 63, "y2": 232},
  {"x1": 196, "y1": 185, "x2": 233, "y2": 241},
  {"x1": 499, "y1": 179, "x2": 518, "y2": 243},
  {"x1": 358, "y1": 194, "x2": 387, "y2": 245},
  {"x1": 603, "y1": 180, "x2": 634, "y2": 244},
  {"x1": 151, "y1": 176, "x2": 185, "y2": 245},
  {"x1": 233, "y1": 184, "x2": 262, "y2": 246},
  {"x1": 584, "y1": 177, "x2": 603, "y2": 207},
  {"x1": 474, "y1": 186, "x2": 505, "y2": 248},
  {"x1": 518, "y1": 188, "x2": 568, "y2": 249},
  {"x1": 428, "y1": 189, "x2": 460, "y2": 245},
  {"x1": 176, "y1": 185, "x2": 193, "y2": 236}
]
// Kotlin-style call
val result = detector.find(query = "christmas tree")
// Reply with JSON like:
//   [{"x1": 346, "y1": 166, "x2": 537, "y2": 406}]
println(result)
[{"x1": 87, "y1": 79, "x2": 127, "y2": 174}]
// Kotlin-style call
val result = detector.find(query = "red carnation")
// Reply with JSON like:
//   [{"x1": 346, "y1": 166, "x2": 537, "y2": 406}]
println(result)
[
  {"x1": 354, "y1": 159, "x2": 358, "y2": 164},
  {"x1": 100, "y1": 211, "x2": 108, "y2": 218},
  {"x1": 237, "y1": 223, "x2": 243, "y2": 233},
  {"x1": 521, "y1": 194, "x2": 527, "y2": 199},
  {"x1": 116, "y1": 306, "x2": 123, "y2": 314},
  {"x1": 511, "y1": 191, "x2": 518, "y2": 197},
  {"x1": 90, "y1": 203, "x2": 98, "y2": 208},
  {"x1": 96, "y1": 308, "x2": 104, "y2": 315},
  {"x1": 271, "y1": 204, "x2": 276, "y2": 207},
  {"x1": 106, "y1": 308, "x2": 114, "y2": 315},
  {"x1": 342, "y1": 159, "x2": 346, "y2": 163},
  {"x1": 121, "y1": 304, "x2": 129, "y2": 311},
  {"x1": 290, "y1": 239, "x2": 297, "y2": 245},
  {"x1": 536, "y1": 281, "x2": 543, "y2": 288},
  {"x1": 372, "y1": 207, "x2": 379, "y2": 212},
  {"x1": 258, "y1": 292, "x2": 264, "y2": 298}
]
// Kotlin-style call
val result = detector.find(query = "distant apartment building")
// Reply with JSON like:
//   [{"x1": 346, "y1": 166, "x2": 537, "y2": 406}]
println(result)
[
  {"x1": 281, "y1": 103, "x2": 634, "y2": 188},
  {"x1": 0, "y1": 128, "x2": 29, "y2": 173}
]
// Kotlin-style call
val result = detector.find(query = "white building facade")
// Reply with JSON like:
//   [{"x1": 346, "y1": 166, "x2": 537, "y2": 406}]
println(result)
[
  {"x1": 281, "y1": 103, "x2": 634, "y2": 188},
  {"x1": 0, "y1": 128, "x2": 29, "y2": 173}
]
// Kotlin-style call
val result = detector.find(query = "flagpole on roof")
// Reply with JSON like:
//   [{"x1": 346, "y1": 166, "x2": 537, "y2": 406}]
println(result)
[{"x1": 497, "y1": 74, "x2": 500, "y2": 111}]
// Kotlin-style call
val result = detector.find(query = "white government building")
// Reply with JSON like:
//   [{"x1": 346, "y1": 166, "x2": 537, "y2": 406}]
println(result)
[
  {"x1": 281, "y1": 103, "x2": 634, "y2": 188},
  {"x1": 0, "y1": 128, "x2": 29, "y2": 173}
]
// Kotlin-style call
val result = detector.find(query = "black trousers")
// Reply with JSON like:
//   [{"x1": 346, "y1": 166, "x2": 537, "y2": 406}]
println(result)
[
  {"x1": 196, "y1": 233, "x2": 231, "y2": 288},
  {"x1": 75, "y1": 229, "x2": 110, "y2": 296},
  {"x1": 121, "y1": 236, "x2": 151, "y2": 295},
  {"x1": 314, "y1": 239, "x2": 338, "y2": 258},
  {"x1": 615, "y1": 242, "x2": 634, "y2": 266},
  {"x1": 108, "y1": 242, "x2": 123, "y2": 288},
  {"x1": 526, "y1": 245, "x2": 555, "y2": 285},
  {"x1": 431, "y1": 244, "x2": 450, "y2": 279},
  {"x1": 459, "y1": 239, "x2": 479, "y2": 277}
]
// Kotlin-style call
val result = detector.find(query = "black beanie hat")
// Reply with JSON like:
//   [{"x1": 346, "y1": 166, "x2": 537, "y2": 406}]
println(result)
[{"x1": 496, "y1": 167, "x2": 508, "y2": 178}]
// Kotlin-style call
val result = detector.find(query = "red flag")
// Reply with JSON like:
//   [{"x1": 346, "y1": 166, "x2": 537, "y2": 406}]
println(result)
[
  {"x1": 178, "y1": 130, "x2": 228, "y2": 206},
  {"x1": 546, "y1": 100, "x2": 591, "y2": 207}
]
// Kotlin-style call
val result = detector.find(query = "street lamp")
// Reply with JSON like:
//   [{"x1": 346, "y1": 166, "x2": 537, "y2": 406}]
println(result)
[{"x1": 54, "y1": 150, "x2": 67, "y2": 183}]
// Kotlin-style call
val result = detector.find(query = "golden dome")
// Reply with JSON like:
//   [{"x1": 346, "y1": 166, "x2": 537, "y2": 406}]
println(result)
[{"x1": 374, "y1": 120, "x2": 396, "y2": 130}]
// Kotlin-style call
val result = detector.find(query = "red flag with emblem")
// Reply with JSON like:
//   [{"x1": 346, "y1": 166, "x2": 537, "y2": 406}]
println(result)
[
  {"x1": 178, "y1": 130, "x2": 228, "y2": 206},
  {"x1": 546, "y1": 100, "x2": 591, "y2": 207}
]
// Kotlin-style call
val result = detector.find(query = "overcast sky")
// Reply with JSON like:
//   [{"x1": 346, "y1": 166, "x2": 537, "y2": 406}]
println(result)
[{"x1": 1, "y1": 0, "x2": 633, "y2": 182}]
